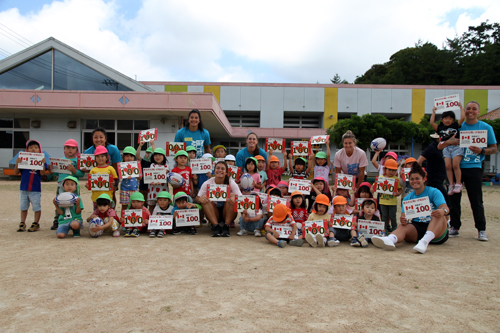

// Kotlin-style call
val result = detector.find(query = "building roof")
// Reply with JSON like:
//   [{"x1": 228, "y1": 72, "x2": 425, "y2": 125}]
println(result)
[{"x1": 479, "y1": 107, "x2": 500, "y2": 120}]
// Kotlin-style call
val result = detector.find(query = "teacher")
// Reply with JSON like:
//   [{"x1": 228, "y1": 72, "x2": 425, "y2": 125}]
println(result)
[
  {"x1": 333, "y1": 130, "x2": 368, "y2": 189},
  {"x1": 195, "y1": 161, "x2": 241, "y2": 237},
  {"x1": 174, "y1": 109, "x2": 211, "y2": 159},
  {"x1": 438, "y1": 101, "x2": 497, "y2": 241},
  {"x1": 236, "y1": 132, "x2": 267, "y2": 168}
]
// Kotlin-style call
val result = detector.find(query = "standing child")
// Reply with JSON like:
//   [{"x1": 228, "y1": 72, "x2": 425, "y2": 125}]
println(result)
[
  {"x1": 372, "y1": 159, "x2": 403, "y2": 233},
  {"x1": 150, "y1": 191, "x2": 176, "y2": 237},
  {"x1": 371, "y1": 151, "x2": 398, "y2": 176},
  {"x1": 172, "y1": 192, "x2": 199, "y2": 235},
  {"x1": 255, "y1": 155, "x2": 268, "y2": 192},
  {"x1": 120, "y1": 192, "x2": 150, "y2": 237},
  {"x1": 305, "y1": 194, "x2": 330, "y2": 247},
  {"x1": 328, "y1": 196, "x2": 361, "y2": 247},
  {"x1": 310, "y1": 139, "x2": 331, "y2": 185},
  {"x1": 186, "y1": 146, "x2": 199, "y2": 194},
  {"x1": 171, "y1": 150, "x2": 194, "y2": 198},
  {"x1": 213, "y1": 145, "x2": 227, "y2": 158},
  {"x1": 53, "y1": 176, "x2": 84, "y2": 238},
  {"x1": 266, "y1": 149, "x2": 288, "y2": 187},
  {"x1": 308, "y1": 177, "x2": 332, "y2": 213},
  {"x1": 288, "y1": 156, "x2": 311, "y2": 179},
  {"x1": 14, "y1": 140, "x2": 47, "y2": 232},
  {"x1": 264, "y1": 204, "x2": 303, "y2": 248},
  {"x1": 400, "y1": 157, "x2": 417, "y2": 202},
  {"x1": 352, "y1": 182, "x2": 379, "y2": 217},
  {"x1": 120, "y1": 146, "x2": 140, "y2": 211},
  {"x1": 237, "y1": 192, "x2": 264, "y2": 237},
  {"x1": 242, "y1": 157, "x2": 262, "y2": 193},
  {"x1": 88, "y1": 146, "x2": 118, "y2": 208},
  {"x1": 290, "y1": 191, "x2": 308, "y2": 238},
  {"x1": 138, "y1": 146, "x2": 153, "y2": 207},
  {"x1": 87, "y1": 193, "x2": 120, "y2": 237}
]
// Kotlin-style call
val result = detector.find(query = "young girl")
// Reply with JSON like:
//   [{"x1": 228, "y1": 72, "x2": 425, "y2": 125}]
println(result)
[
  {"x1": 237, "y1": 192, "x2": 263, "y2": 237},
  {"x1": 352, "y1": 182, "x2": 380, "y2": 217},
  {"x1": 356, "y1": 198, "x2": 379, "y2": 247},
  {"x1": 171, "y1": 150, "x2": 194, "y2": 198},
  {"x1": 309, "y1": 139, "x2": 330, "y2": 185},
  {"x1": 213, "y1": 145, "x2": 227, "y2": 158},
  {"x1": 329, "y1": 196, "x2": 361, "y2": 247},
  {"x1": 371, "y1": 151, "x2": 398, "y2": 176},
  {"x1": 290, "y1": 191, "x2": 308, "y2": 238},
  {"x1": 305, "y1": 194, "x2": 330, "y2": 247},
  {"x1": 88, "y1": 146, "x2": 118, "y2": 209},
  {"x1": 186, "y1": 146, "x2": 199, "y2": 195},
  {"x1": 120, "y1": 146, "x2": 141, "y2": 211},
  {"x1": 264, "y1": 204, "x2": 303, "y2": 248},
  {"x1": 225, "y1": 154, "x2": 236, "y2": 166},
  {"x1": 255, "y1": 155, "x2": 267, "y2": 192},
  {"x1": 242, "y1": 157, "x2": 262, "y2": 193},
  {"x1": 308, "y1": 177, "x2": 332, "y2": 213},
  {"x1": 120, "y1": 192, "x2": 150, "y2": 237},
  {"x1": 138, "y1": 145, "x2": 153, "y2": 208},
  {"x1": 266, "y1": 150, "x2": 288, "y2": 187},
  {"x1": 400, "y1": 157, "x2": 417, "y2": 202},
  {"x1": 328, "y1": 185, "x2": 355, "y2": 215},
  {"x1": 277, "y1": 180, "x2": 289, "y2": 197},
  {"x1": 151, "y1": 191, "x2": 175, "y2": 237},
  {"x1": 288, "y1": 156, "x2": 311, "y2": 179}
]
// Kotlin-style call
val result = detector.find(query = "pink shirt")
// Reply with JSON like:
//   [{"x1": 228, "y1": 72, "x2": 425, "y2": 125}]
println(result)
[{"x1": 334, "y1": 147, "x2": 368, "y2": 177}]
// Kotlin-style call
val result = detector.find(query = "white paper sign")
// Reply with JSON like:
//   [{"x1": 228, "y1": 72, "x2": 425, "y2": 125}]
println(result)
[
  {"x1": 335, "y1": 174, "x2": 356, "y2": 190},
  {"x1": 272, "y1": 223, "x2": 297, "y2": 239},
  {"x1": 88, "y1": 174, "x2": 113, "y2": 191},
  {"x1": 291, "y1": 141, "x2": 310, "y2": 156},
  {"x1": 303, "y1": 220, "x2": 328, "y2": 239},
  {"x1": 257, "y1": 193, "x2": 269, "y2": 211},
  {"x1": 50, "y1": 157, "x2": 73, "y2": 174},
  {"x1": 355, "y1": 198, "x2": 366, "y2": 211},
  {"x1": 207, "y1": 184, "x2": 229, "y2": 202},
  {"x1": 175, "y1": 209, "x2": 200, "y2": 227},
  {"x1": 288, "y1": 178, "x2": 311, "y2": 195},
  {"x1": 123, "y1": 209, "x2": 144, "y2": 228},
  {"x1": 310, "y1": 135, "x2": 330, "y2": 145},
  {"x1": 191, "y1": 158, "x2": 213, "y2": 174},
  {"x1": 375, "y1": 177, "x2": 398, "y2": 195},
  {"x1": 434, "y1": 94, "x2": 460, "y2": 113},
  {"x1": 18, "y1": 152, "x2": 45, "y2": 170},
  {"x1": 460, "y1": 130, "x2": 488, "y2": 148},
  {"x1": 143, "y1": 168, "x2": 167, "y2": 184},
  {"x1": 357, "y1": 219, "x2": 385, "y2": 239},
  {"x1": 403, "y1": 196, "x2": 432, "y2": 220},
  {"x1": 148, "y1": 215, "x2": 173, "y2": 230},
  {"x1": 118, "y1": 161, "x2": 142, "y2": 179},
  {"x1": 268, "y1": 196, "x2": 289, "y2": 212},
  {"x1": 138, "y1": 128, "x2": 158, "y2": 143},
  {"x1": 78, "y1": 154, "x2": 97, "y2": 170},
  {"x1": 331, "y1": 214, "x2": 355, "y2": 230}
]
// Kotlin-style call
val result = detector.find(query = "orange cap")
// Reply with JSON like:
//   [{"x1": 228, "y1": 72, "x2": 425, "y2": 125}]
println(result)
[
  {"x1": 332, "y1": 195, "x2": 347, "y2": 206},
  {"x1": 405, "y1": 157, "x2": 417, "y2": 165},
  {"x1": 255, "y1": 155, "x2": 265, "y2": 161},
  {"x1": 272, "y1": 204, "x2": 290, "y2": 222},
  {"x1": 270, "y1": 156, "x2": 279, "y2": 163},
  {"x1": 384, "y1": 159, "x2": 398, "y2": 170},
  {"x1": 290, "y1": 191, "x2": 303, "y2": 198},
  {"x1": 315, "y1": 194, "x2": 330, "y2": 206}
]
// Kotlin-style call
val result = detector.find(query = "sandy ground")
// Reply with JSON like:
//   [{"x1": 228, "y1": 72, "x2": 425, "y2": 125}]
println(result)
[{"x1": 0, "y1": 180, "x2": 499, "y2": 333}]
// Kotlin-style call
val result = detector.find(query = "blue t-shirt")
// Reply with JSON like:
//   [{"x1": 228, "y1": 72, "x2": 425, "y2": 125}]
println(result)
[
  {"x1": 235, "y1": 147, "x2": 267, "y2": 168},
  {"x1": 459, "y1": 121, "x2": 497, "y2": 169},
  {"x1": 84, "y1": 144, "x2": 122, "y2": 164},
  {"x1": 20, "y1": 163, "x2": 48, "y2": 192},
  {"x1": 174, "y1": 127, "x2": 211, "y2": 159},
  {"x1": 402, "y1": 186, "x2": 446, "y2": 223},
  {"x1": 121, "y1": 177, "x2": 139, "y2": 191}
]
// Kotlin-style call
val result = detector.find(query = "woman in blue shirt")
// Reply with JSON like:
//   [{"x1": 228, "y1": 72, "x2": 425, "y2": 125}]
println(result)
[
  {"x1": 174, "y1": 109, "x2": 211, "y2": 159},
  {"x1": 236, "y1": 132, "x2": 267, "y2": 168}
]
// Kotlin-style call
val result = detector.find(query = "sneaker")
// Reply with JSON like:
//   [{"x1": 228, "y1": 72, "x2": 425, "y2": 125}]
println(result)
[
  {"x1": 132, "y1": 228, "x2": 140, "y2": 237},
  {"x1": 289, "y1": 239, "x2": 304, "y2": 247},
  {"x1": 327, "y1": 237, "x2": 339, "y2": 247},
  {"x1": 124, "y1": 229, "x2": 132, "y2": 237},
  {"x1": 157, "y1": 230, "x2": 165, "y2": 238},
  {"x1": 73, "y1": 229, "x2": 81, "y2": 238},
  {"x1": 350, "y1": 236, "x2": 361, "y2": 247},
  {"x1": 478, "y1": 231, "x2": 489, "y2": 241},
  {"x1": 113, "y1": 230, "x2": 120, "y2": 237},
  {"x1": 254, "y1": 229, "x2": 261, "y2": 237},
  {"x1": 305, "y1": 233, "x2": 317, "y2": 248},
  {"x1": 371, "y1": 236, "x2": 395, "y2": 251},
  {"x1": 221, "y1": 224, "x2": 230, "y2": 237},
  {"x1": 277, "y1": 240, "x2": 287, "y2": 248},
  {"x1": 212, "y1": 224, "x2": 222, "y2": 237},
  {"x1": 358, "y1": 233, "x2": 368, "y2": 248},
  {"x1": 50, "y1": 221, "x2": 58, "y2": 230},
  {"x1": 413, "y1": 239, "x2": 428, "y2": 254},
  {"x1": 189, "y1": 227, "x2": 197, "y2": 235},
  {"x1": 237, "y1": 229, "x2": 248, "y2": 236},
  {"x1": 230, "y1": 221, "x2": 236, "y2": 228},
  {"x1": 172, "y1": 227, "x2": 181, "y2": 235},
  {"x1": 448, "y1": 227, "x2": 459, "y2": 237},
  {"x1": 260, "y1": 229, "x2": 266, "y2": 236},
  {"x1": 447, "y1": 184, "x2": 455, "y2": 196},
  {"x1": 17, "y1": 222, "x2": 26, "y2": 232},
  {"x1": 149, "y1": 230, "x2": 156, "y2": 238},
  {"x1": 317, "y1": 236, "x2": 325, "y2": 247},
  {"x1": 453, "y1": 183, "x2": 463, "y2": 194},
  {"x1": 27, "y1": 222, "x2": 40, "y2": 232}
]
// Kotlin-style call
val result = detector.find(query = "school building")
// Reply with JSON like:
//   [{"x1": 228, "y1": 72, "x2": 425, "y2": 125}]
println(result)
[{"x1": 0, "y1": 37, "x2": 499, "y2": 173}]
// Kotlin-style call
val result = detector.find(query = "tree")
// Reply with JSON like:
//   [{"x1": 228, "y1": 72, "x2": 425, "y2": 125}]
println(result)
[
  {"x1": 483, "y1": 119, "x2": 500, "y2": 147},
  {"x1": 331, "y1": 73, "x2": 350, "y2": 84}
]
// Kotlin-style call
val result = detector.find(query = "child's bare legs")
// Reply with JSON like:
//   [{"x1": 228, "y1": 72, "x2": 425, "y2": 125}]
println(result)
[
  {"x1": 265, "y1": 232, "x2": 279, "y2": 245},
  {"x1": 20, "y1": 210, "x2": 28, "y2": 223},
  {"x1": 445, "y1": 157, "x2": 455, "y2": 186},
  {"x1": 34, "y1": 210, "x2": 41, "y2": 223},
  {"x1": 452, "y1": 155, "x2": 463, "y2": 185},
  {"x1": 57, "y1": 221, "x2": 80, "y2": 239}
]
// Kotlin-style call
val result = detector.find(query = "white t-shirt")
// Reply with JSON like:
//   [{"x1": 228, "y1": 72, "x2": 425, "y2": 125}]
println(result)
[
  {"x1": 334, "y1": 147, "x2": 368, "y2": 177},
  {"x1": 199, "y1": 177, "x2": 242, "y2": 197}
]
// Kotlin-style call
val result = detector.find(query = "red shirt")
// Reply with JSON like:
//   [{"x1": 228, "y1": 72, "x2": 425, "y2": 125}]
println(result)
[
  {"x1": 172, "y1": 166, "x2": 192, "y2": 196},
  {"x1": 291, "y1": 208, "x2": 309, "y2": 223}
]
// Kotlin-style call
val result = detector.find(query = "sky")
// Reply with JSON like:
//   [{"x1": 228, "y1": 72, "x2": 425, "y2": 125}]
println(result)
[{"x1": 0, "y1": 0, "x2": 498, "y2": 84}]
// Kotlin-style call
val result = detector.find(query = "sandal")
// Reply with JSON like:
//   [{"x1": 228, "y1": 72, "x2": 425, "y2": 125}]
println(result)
[
  {"x1": 17, "y1": 222, "x2": 26, "y2": 232},
  {"x1": 28, "y1": 222, "x2": 40, "y2": 232}
]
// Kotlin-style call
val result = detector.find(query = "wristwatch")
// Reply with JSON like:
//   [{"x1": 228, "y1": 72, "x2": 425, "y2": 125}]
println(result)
[{"x1": 481, "y1": 148, "x2": 486, "y2": 155}]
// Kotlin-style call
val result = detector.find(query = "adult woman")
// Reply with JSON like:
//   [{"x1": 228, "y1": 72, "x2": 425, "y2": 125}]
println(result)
[
  {"x1": 236, "y1": 132, "x2": 267, "y2": 168},
  {"x1": 333, "y1": 130, "x2": 368, "y2": 189},
  {"x1": 371, "y1": 163, "x2": 449, "y2": 254},
  {"x1": 196, "y1": 161, "x2": 241, "y2": 237},
  {"x1": 438, "y1": 101, "x2": 497, "y2": 241},
  {"x1": 174, "y1": 109, "x2": 211, "y2": 159}
]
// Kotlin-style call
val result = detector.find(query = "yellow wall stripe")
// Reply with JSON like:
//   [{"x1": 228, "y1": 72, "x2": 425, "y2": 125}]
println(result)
[
  {"x1": 204, "y1": 85, "x2": 221, "y2": 104},
  {"x1": 411, "y1": 89, "x2": 425, "y2": 123},
  {"x1": 164, "y1": 85, "x2": 187, "y2": 92},
  {"x1": 464, "y1": 89, "x2": 488, "y2": 115},
  {"x1": 324, "y1": 87, "x2": 338, "y2": 129}
]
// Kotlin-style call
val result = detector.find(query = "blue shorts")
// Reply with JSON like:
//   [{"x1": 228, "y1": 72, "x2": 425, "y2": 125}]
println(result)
[
  {"x1": 20, "y1": 191, "x2": 41, "y2": 212},
  {"x1": 443, "y1": 145, "x2": 464, "y2": 159},
  {"x1": 56, "y1": 220, "x2": 83, "y2": 234}
]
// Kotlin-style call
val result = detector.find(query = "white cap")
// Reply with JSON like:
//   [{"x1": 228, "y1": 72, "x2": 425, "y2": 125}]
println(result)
[
  {"x1": 225, "y1": 154, "x2": 236, "y2": 161},
  {"x1": 202, "y1": 153, "x2": 213, "y2": 159}
]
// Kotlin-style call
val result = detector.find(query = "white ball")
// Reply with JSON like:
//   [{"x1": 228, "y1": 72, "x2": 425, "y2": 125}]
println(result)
[
  {"x1": 88, "y1": 217, "x2": 104, "y2": 238},
  {"x1": 55, "y1": 192, "x2": 78, "y2": 208},
  {"x1": 240, "y1": 173, "x2": 254, "y2": 192},
  {"x1": 167, "y1": 172, "x2": 185, "y2": 187},
  {"x1": 370, "y1": 137, "x2": 387, "y2": 152}
]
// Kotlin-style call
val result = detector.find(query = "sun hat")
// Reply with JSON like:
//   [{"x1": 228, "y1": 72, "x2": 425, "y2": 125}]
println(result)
[
  {"x1": 312, "y1": 176, "x2": 327, "y2": 184},
  {"x1": 384, "y1": 159, "x2": 398, "y2": 170},
  {"x1": 62, "y1": 176, "x2": 79, "y2": 186},
  {"x1": 295, "y1": 157, "x2": 307, "y2": 165},
  {"x1": 213, "y1": 145, "x2": 226, "y2": 152},
  {"x1": 270, "y1": 156, "x2": 279, "y2": 162},
  {"x1": 332, "y1": 195, "x2": 347, "y2": 206},
  {"x1": 290, "y1": 191, "x2": 303, "y2": 198},
  {"x1": 225, "y1": 154, "x2": 236, "y2": 161},
  {"x1": 123, "y1": 146, "x2": 136, "y2": 155},
  {"x1": 255, "y1": 155, "x2": 265, "y2": 161},
  {"x1": 64, "y1": 139, "x2": 79, "y2": 148},
  {"x1": 404, "y1": 157, "x2": 417, "y2": 165},
  {"x1": 157, "y1": 191, "x2": 172, "y2": 200},
  {"x1": 272, "y1": 204, "x2": 290, "y2": 222},
  {"x1": 175, "y1": 150, "x2": 188, "y2": 158},
  {"x1": 96, "y1": 193, "x2": 112, "y2": 201},
  {"x1": 185, "y1": 146, "x2": 197, "y2": 152},
  {"x1": 174, "y1": 191, "x2": 193, "y2": 203},
  {"x1": 315, "y1": 151, "x2": 327, "y2": 159},
  {"x1": 146, "y1": 147, "x2": 153, "y2": 153},
  {"x1": 385, "y1": 151, "x2": 398, "y2": 160},
  {"x1": 245, "y1": 157, "x2": 258, "y2": 165},
  {"x1": 277, "y1": 181, "x2": 289, "y2": 188},
  {"x1": 314, "y1": 194, "x2": 330, "y2": 206},
  {"x1": 130, "y1": 192, "x2": 145, "y2": 201},
  {"x1": 153, "y1": 148, "x2": 166, "y2": 156},
  {"x1": 94, "y1": 146, "x2": 108, "y2": 156}
]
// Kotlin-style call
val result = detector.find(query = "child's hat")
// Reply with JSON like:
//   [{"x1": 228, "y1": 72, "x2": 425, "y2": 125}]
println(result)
[
  {"x1": 96, "y1": 193, "x2": 112, "y2": 201},
  {"x1": 64, "y1": 139, "x2": 79, "y2": 149},
  {"x1": 146, "y1": 146, "x2": 153, "y2": 153},
  {"x1": 130, "y1": 192, "x2": 145, "y2": 202},
  {"x1": 272, "y1": 204, "x2": 291, "y2": 222},
  {"x1": 361, "y1": 198, "x2": 377, "y2": 209},
  {"x1": 202, "y1": 153, "x2": 215, "y2": 162},
  {"x1": 62, "y1": 175, "x2": 79, "y2": 186},
  {"x1": 290, "y1": 190, "x2": 303, "y2": 198},
  {"x1": 186, "y1": 146, "x2": 197, "y2": 152},
  {"x1": 277, "y1": 180, "x2": 289, "y2": 188},
  {"x1": 174, "y1": 191, "x2": 193, "y2": 203},
  {"x1": 213, "y1": 145, "x2": 226, "y2": 152},
  {"x1": 315, "y1": 151, "x2": 327, "y2": 159},
  {"x1": 157, "y1": 191, "x2": 172, "y2": 200},
  {"x1": 245, "y1": 157, "x2": 258, "y2": 165},
  {"x1": 94, "y1": 146, "x2": 108, "y2": 156},
  {"x1": 255, "y1": 155, "x2": 265, "y2": 161},
  {"x1": 153, "y1": 148, "x2": 166, "y2": 156},
  {"x1": 332, "y1": 195, "x2": 347, "y2": 206},
  {"x1": 123, "y1": 146, "x2": 136, "y2": 155},
  {"x1": 384, "y1": 159, "x2": 398, "y2": 170},
  {"x1": 385, "y1": 151, "x2": 398, "y2": 160},
  {"x1": 270, "y1": 156, "x2": 279, "y2": 163},
  {"x1": 225, "y1": 154, "x2": 236, "y2": 161},
  {"x1": 404, "y1": 157, "x2": 417, "y2": 165},
  {"x1": 312, "y1": 176, "x2": 327, "y2": 184},
  {"x1": 294, "y1": 157, "x2": 307, "y2": 165},
  {"x1": 175, "y1": 150, "x2": 188, "y2": 158},
  {"x1": 314, "y1": 194, "x2": 330, "y2": 206}
]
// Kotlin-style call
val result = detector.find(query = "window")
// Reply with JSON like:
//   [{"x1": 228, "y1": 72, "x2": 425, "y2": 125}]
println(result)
[
  {"x1": 0, "y1": 118, "x2": 30, "y2": 149},
  {"x1": 224, "y1": 111, "x2": 260, "y2": 127},
  {"x1": 0, "y1": 51, "x2": 52, "y2": 90},
  {"x1": 283, "y1": 112, "x2": 321, "y2": 128},
  {"x1": 218, "y1": 140, "x2": 247, "y2": 156},
  {"x1": 82, "y1": 119, "x2": 149, "y2": 151}
]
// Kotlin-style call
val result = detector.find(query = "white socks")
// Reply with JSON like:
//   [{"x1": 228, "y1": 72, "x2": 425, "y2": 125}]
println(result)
[
  {"x1": 421, "y1": 231, "x2": 435, "y2": 244},
  {"x1": 388, "y1": 234, "x2": 398, "y2": 244}
]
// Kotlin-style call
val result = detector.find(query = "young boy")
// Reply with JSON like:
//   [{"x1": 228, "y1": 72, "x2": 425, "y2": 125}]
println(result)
[
  {"x1": 329, "y1": 196, "x2": 361, "y2": 247},
  {"x1": 255, "y1": 155, "x2": 267, "y2": 192},
  {"x1": 151, "y1": 191, "x2": 176, "y2": 237},
  {"x1": 15, "y1": 140, "x2": 47, "y2": 232},
  {"x1": 264, "y1": 203, "x2": 303, "y2": 248},
  {"x1": 87, "y1": 193, "x2": 120, "y2": 237},
  {"x1": 372, "y1": 159, "x2": 403, "y2": 233},
  {"x1": 120, "y1": 146, "x2": 140, "y2": 211},
  {"x1": 213, "y1": 145, "x2": 227, "y2": 158},
  {"x1": 266, "y1": 150, "x2": 288, "y2": 187},
  {"x1": 139, "y1": 146, "x2": 154, "y2": 207},
  {"x1": 120, "y1": 192, "x2": 150, "y2": 237},
  {"x1": 225, "y1": 154, "x2": 236, "y2": 166},
  {"x1": 430, "y1": 105, "x2": 465, "y2": 195},
  {"x1": 305, "y1": 194, "x2": 331, "y2": 247},
  {"x1": 172, "y1": 192, "x2": 199, "y2": 235},
  {"x1": 288, "y1": 156, "x2": 310, "y2": 179},
  {"x1": 53, "y1": 176, "x2": 84, "y2": 238},
  {"x1": 357, "y1": 198, "x2": 379, "y2": 247}
]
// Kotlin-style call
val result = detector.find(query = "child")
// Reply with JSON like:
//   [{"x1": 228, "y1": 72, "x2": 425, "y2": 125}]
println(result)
[
  {"x1": 87, "y1": 193, "x2": 120, "y2": 237},
  {"x1": 329, "y1": 185, "x2": 355, "y2": 214},
  {"x1": 400, "y1": 157, "x2": 417, "y2": 201},
  {"x1": 329, "y1": 196, "x2": 361, "y2": 247},
  {"x1": 431, "y1": 105, "x2": 466, "y2": 195},
  {"x1": 310, "y1": 140, "x2": 331, "y2": 184},
  {"x1": 371, "y1": 151, "x2": 398, "y2": 176},
  {"x1": 356, "y1": 198, "x2": 379, "y2": 247},
  {"x1": 151, "y1": 191, "x2": 176, "y2": 237},
  {"x1": 308, "y1": 177, "x2": 332, "y2": 213},
  {"x1": 172, "y1": 192, "x2": 199, "y2": 235},
  {"x1": 372, "y1": 159, "x2": 403, "y2": 233},
  {"x1": 352, "y1": 181, "x2": 379, "y2": 217},
  {"x1": 213, "y1": 145, "x2": 227, "y2": 158},
  {"x1": 14, "y1": 139, "x2": 47, "y2": 232},
  {"x1": 138, "y1": 145, "x2": 153, "y2": 208},
  {"x1": 53, "y1": 176, "x2": 83, "y2": 238},
  {"x1": 288, "y1": 156, "x2": 311, "y2": 179},
  {"x1": 277, "y1": 180, "x2": 289, "y2": 197},
  {"x1": 225, "y1": 154, "x2": 236, "y2": 166},
  {"x1": 290, "y1": 191, "x2": 308, "y2": 238},
  {"x1": 242, "y1": 157, "x2": 262, "y2": 193},
  {"x1": 264, "y1": 203, "x2": 303, "y2": 248},
  {"x1": 120, "y1": 192, "x2": 150, "y2": 237},
  {"x1": 88, "y1": 146, "x2": 118, "y2": 209},
  {"x1": 49, "y1": 139, "x2": 85, "y2": 230},
  {"x1": 197, "y1": 153, "x2": 214, "y2": 191},
  {"x1": 305, "y1": 194, "x2": 331, "y2": 247},
  {"x1": 266, "y1": 150, "x2": 288, "y2": 187},
  {"x1": 186, "y1": 146, "x2": 199, "y2": 195},
  {"x1": 120, "y1": 146, "x2": 140, "y2": 211},
  {"x1": 255, "y1": 155, "x2": 268, "y2": 192},
  {"x1": 237, "y1": 192, "x2": 264, "y2": 237},
  {"x1": 171, "y1": 150, "x2": 194, "y2": 197}
]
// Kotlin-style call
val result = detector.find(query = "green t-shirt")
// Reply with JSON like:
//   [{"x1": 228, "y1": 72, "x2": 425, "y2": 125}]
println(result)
[{"x1": 58, "y1": 195, "x2": 84, "y2": 224}]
